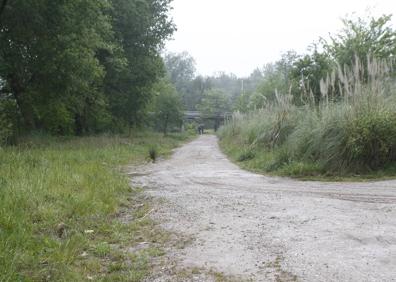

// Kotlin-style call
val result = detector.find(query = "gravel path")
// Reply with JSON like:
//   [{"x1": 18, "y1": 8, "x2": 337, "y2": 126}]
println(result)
[{"x1": 131, "y1": 135, "x2": 396, "y2": 282}]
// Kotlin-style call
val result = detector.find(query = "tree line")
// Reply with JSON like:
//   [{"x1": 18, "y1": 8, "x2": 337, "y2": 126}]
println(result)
[
  {"x1": 162, "y1": 52, "x2": 263, "y2": 118},
  {"x1": 2, "y1": 4, "x2": 395, "y2": 143},
  {"x1": 236, "y1": 14, "x2": 396, "y2": 111},
  {"x1": 134, "y1": 13, "x2": 396, "y2": 136},
  {"x1": 0, "y1": 0, "x2": 175, "y2": 142},
  {"x1": 165, "y1": 14, "x2": 396, "y2": 116},
  {"x1": 218, "y1": 14, "x2": 396, "y2": 175}
]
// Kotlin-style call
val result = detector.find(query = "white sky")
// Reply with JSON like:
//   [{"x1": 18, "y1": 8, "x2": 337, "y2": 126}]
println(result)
[{"x1": 165, "y1": 0, "x2": 396, "y2": 77}]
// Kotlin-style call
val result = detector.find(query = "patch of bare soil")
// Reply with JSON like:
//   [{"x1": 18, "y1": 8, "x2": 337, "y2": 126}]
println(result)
[{"x1": 131, "y1": 135, "x2": 396, "y2": 282}]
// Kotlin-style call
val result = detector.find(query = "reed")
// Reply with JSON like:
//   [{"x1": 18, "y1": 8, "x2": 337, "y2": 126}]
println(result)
[{"x1": 220, "y1": 56, "x2": 396, "y2": 175}]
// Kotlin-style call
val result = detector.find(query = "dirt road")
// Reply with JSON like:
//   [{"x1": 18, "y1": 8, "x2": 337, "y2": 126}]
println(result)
[{"x1": 131, "y1": 135, "x2": 396, "y2": 281}]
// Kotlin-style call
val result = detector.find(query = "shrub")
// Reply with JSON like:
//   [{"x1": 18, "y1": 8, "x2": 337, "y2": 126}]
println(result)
[
  {"x1": 219, "y1": 57, "x2": 396, "y2": 175},
  {"x1": 344, "y1": 110, "x2": 396, "y2": 170},
  {"x1": 237, "y1": 149, "x2": 256, "y2": 162},
  {"x1": 148, "y1": 146, "x2": 158, "y2": 162},
  {"x1": 0, "y1": 99, "x2": 18, "y2": 145}
]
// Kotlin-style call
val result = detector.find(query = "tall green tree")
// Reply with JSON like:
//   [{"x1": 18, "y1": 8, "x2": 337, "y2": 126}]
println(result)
[
  {"x1": 104, "y1": 0, "x2": 175, "y2": 129},
  {"x1": 164, "y1": 52, "x2": 196, "y2": 91},
  {"x1": 198, "y1": 89, "x2": 231, "y2": 115},
  {"x1": 187, "y1": 75, "x2": 212, "y2": 110},
  {"x1": 323, "y1": 14, "x2": 396, "y2": 69},
  {"x1": 254, "y1": 63, "x2": 288, "y2": 102},
  {"x1": 290, "y1": 49, "x2": 333, "y2": 104},
  {"x1": 164, "y1": 52, "x2": 197, "y2": 110},
  {"x1": 0, "y1": 0, "x2": 175, "y2": 136},
  {"x1": 198, "y1": 89, "x2": 231, "y2": 131},
  {"x1": 152, "y1": 79, "x2": 183, "y2": 135},
  {"x1": 0, "y1": 0, "x2": 112, "y2": 134}
]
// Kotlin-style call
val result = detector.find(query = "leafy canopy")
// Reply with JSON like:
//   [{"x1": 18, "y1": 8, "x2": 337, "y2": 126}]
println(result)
[{"x1": 0, "y1": 0, "x2": 175, "y2": 138}]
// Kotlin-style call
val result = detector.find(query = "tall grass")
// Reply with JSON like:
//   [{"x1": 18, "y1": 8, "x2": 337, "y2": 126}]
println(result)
[
  {"x1": 0, "y1": 132, "x2": 192, "y2": 281},
  {"x1": 219, "y1": 57, "x2": 396, "y2": 176}
]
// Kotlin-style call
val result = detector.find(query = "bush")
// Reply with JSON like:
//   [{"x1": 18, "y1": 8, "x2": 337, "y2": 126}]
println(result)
[
  {"x1": 237, "y1": 149, "x2": 256, "y2": 162},
  {"x1": 219, "y1": 57, "x2": 396, "y2": 176},
  {"x1": 0, "y1": 112, "x2": 13, "y2": 145},
  {"x1": 148, "y1": 146, "x2": 158, "y2": 162},
  {"x1": 0, "y1": 99, "x2": 18, "y2": 145},
  {"x1": 344, "y1": 110, "x2": 396, "y2": 170}
]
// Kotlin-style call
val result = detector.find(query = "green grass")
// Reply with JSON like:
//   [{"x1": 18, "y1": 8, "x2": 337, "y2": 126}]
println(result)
[
  {"x1": 220, "y1": 138, "x2": 396, "y2": 182},
  {"x1": 0, "y1": 131, "x2": 193, "y2": 281},
  {"x1": 218, "y1": 58, "x2": 396, "y2": 181}
]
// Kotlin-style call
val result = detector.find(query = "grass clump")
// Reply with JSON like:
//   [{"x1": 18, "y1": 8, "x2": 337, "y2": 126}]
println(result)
[
  {"x1": 237, "y1": 148, "x2": 256, "y2": 162},
  {"x1": 219, "y1": 57, "x2": 396, "y2": 179},
  {"x1": 148, "y1": 145, "x2": 158, "y2": 162},
  {"x1": 0, "y1": 131, "x2": 192, "y2": 281}
]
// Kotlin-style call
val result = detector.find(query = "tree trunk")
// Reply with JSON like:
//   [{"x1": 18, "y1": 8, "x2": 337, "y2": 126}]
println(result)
[
  {"x1": 10, "y1": 78, "x2": 36, "y2": 131},
  {"x1": 14, "y1": 92, "x2": 35, "y2": 131},
  {"x1": 163, "y1": 115, "x2": 169, "y2": 136},
  {"x1": 74, "y1": 114, "x2": 84, "y2": 136}
]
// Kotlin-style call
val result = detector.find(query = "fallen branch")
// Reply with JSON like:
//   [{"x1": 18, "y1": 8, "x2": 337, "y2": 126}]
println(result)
[{"x1": 138, "y1": 208, "x2": 155, "y2": 221}]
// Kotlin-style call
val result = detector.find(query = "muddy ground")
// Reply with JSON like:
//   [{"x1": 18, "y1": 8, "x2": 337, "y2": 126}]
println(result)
[{"x1": 130, "y1": 135, "x2": 396, "y2": 282}]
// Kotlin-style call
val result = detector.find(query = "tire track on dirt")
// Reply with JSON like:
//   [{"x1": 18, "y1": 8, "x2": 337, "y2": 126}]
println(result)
[{"x1": 131, "y1": 135, "x2": 396, "y2": 282}]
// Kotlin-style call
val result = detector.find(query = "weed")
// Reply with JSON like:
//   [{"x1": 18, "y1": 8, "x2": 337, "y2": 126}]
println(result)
[
  {"x1": 237, "y1": 149, "x2": 256, "y2": 162},
  {"x1": 95, "y1": 242, "x2": 111, "y2": 258},
  {"x1": 219, "y1": 57, "x2": 396, "y2": 179},
  {"x1": 148, "y1": 146, "x2": 158, "y2": 162},
  {"x1": 0, "y1": 132, "x2": 192, "y2": 281}
]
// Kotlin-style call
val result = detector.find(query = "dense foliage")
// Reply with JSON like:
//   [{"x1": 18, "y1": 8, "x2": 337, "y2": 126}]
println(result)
[
  {"x1": 151, "y1": 79, "x2": 183, "y2": 135},
  {"x1": 0, "y1": 0, "x2": 175, "y2": 141},
  {"x1": 220, "y1": 57, "x2": 396, "y2": 176},
  {"x1": 233, "y1": 15, "x2": 396, "y2": 112},
  {"x1": 219, "y1": 14, "x2": 396, "y2": 176},
  {"x1": 164, "y1": 52, "x2": 263, "y2": 113}
]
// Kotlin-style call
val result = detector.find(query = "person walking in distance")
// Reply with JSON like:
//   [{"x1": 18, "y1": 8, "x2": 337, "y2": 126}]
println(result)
[{"x1": 198, "y1": 124, "x2": 205, "y2": 135}]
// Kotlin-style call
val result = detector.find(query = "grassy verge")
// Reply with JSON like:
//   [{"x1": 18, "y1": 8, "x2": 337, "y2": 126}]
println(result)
[
  {"x1": 219, "y1": 138, "x2": 396, "y2": 182},
  {"x1": 219, "y1": 58, "x2": 396, "y2": 182},
  {"x1": 0, "y1": 131, "x2": 193, "y2": 281}
]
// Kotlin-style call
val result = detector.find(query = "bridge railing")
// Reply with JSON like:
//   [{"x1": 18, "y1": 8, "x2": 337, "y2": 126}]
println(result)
[{"x1": 184, "y1": 111, "x2": 233, "y2": 119}]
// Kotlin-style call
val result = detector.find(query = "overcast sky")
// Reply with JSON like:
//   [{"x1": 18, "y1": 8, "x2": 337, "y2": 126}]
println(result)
[{"x1": 165, "y1": 0, "x2": 396, "y2": 77}]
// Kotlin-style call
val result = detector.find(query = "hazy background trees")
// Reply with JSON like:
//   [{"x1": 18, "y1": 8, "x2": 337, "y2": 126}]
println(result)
[
  {"x1": 219, "y1": 14, "x2": 396, "y2": 175},
  {"x1": 151, "y1": 79, "x2": 183, "y2": 135},
  {"x1": 233, "y1": 14, "x2": 396, "y2": 111},
  {"x1": 163, "y1": 52, "x2": 263, "y2": 114},
  {"x1": 1, "y1": 1, "x2": 395, "y2": 144},
  {"x1": 162, "y1": 13, "x2": 396, "y2": 139}
]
